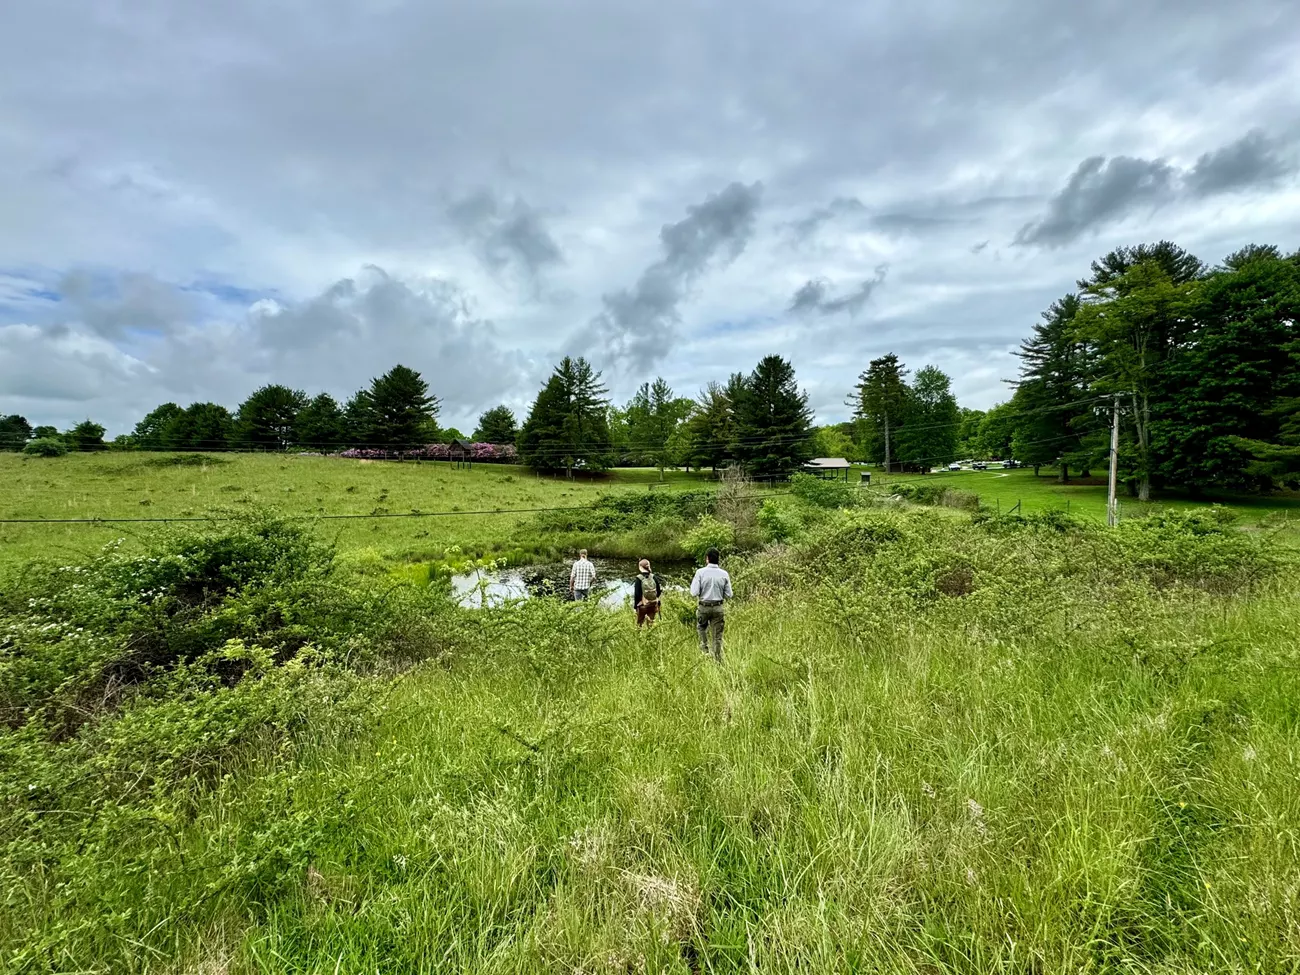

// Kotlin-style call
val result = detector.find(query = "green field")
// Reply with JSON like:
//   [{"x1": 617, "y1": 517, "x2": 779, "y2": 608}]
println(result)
[
  {"x1": 875, "y1": 466, "x2": 1300, "y2": 526},
  {"x1": 0, "y1": 452, "x2": 722, "y2": 569},
  {"x1": 4, "y1": 456, "x2": 1300, "y2": 972}
]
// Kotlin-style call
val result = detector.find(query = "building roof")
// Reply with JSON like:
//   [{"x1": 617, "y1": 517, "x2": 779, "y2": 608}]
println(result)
[{"x1": 805, "y1": 457, "x2": 852, "y2": 470}]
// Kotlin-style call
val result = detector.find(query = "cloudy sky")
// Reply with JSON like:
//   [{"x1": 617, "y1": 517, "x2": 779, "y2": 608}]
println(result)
[{"x1": 2, "y1": 0, "x2": 1298, "y2": 436}]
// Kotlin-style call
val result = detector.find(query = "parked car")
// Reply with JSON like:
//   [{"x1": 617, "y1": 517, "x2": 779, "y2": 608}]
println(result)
[
  {"x1": 1002, "y1": 459, "x2": 1020, "y2": 469},
  {"x1": 972, "y1": 461, "x2": 988, "y2": 471},
  {"x1": 947, "y1": 462, "x2": 962, "y2": 471}
]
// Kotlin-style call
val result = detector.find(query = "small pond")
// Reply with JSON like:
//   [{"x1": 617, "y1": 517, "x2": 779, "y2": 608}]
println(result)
[{"x1": 451, "y1": 557, "x2": 694, "y2": 609}]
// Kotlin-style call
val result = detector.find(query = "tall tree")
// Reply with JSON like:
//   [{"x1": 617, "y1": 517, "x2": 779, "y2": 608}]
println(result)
[
  {"x1": 473, "y1": 405, "x2": 519, "y2": 445},
  {"x1": 1075, "y1": 252, "x2": 1201, "y2": 500},
  {"x1": 956, "y1": 408, "x2": 986, "y2": 460},
  {"x1": 134, "y1": 403, "x2": 183, "y2": 450},
  {"x1": 895, "y1": 366, "x2": 961, "y2": 469},
  {"x1": 235, "y1": 384, "x2": 308, "y2": 450},
  {"x1": 852, "y1": 354, "x2": 909, "y2": 472},
  {"x1": 0, "y1": 414, "x2": 33, "y2": 451},
  {"x1": 64, "y1": 420, "x2": 107, "y2": 452},
  {"x1": 624, "y1": 378, "x2": 691, "y2": 478},
  {"x1": 1012, "y1": 294, "x2": 1098, "y2": 481},
  {"x1": 294, "y1": 393, "x2": 346, "y2": 450},
  {"x1": 1153, "y1": 246, "x2": 1300, "y2": 491},
  {"x1": 685, "y1": 381, "x2": 737, "y2": 472},
  {"x1": 164, "y1": 403, "x2": 234, "y2": 451},
  {"x1": 359, "y1": 365, "x2": 440, "y2": 450},
  {"x1": 517, "y1": 356, "x2": 612, "y2": 474},
  {"x1": 733, "y1": 355, "x2": 815, "y2": 477}
]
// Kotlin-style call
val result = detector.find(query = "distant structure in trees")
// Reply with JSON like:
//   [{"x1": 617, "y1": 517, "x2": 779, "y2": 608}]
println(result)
[{"x1": 804, "y1": 457, "x2": 851, "y2": 481}]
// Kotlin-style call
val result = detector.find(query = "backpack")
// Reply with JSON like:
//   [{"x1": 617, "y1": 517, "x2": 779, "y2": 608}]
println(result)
[{"x1": 640, "y1": 572, "x2": 659, "y2": 602}]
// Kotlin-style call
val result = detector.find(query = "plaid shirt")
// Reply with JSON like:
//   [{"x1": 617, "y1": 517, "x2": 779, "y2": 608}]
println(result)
[{"x1": 570, "y1": 558, "x2": 596, "y2": 590}]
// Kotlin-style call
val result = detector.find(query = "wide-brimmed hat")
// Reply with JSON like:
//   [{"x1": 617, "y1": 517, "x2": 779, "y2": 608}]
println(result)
[{"x1": 638, "y1": 559, "x2": 650, "y2": 570}]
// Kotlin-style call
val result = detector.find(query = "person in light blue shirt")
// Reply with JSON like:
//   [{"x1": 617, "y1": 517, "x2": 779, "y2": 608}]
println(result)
[{"x1": 689, "y1": 547, "x2": 732, "y2": 662}]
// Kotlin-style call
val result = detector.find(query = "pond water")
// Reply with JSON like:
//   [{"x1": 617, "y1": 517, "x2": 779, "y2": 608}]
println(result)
[{"x1": 451, "y1": 557, "x2": 694, "y2": 609}]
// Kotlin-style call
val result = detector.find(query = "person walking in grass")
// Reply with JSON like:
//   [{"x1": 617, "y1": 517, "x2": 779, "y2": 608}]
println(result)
[
  {"x1": 690, "y1": 547, "x2": 732, "y2": 662},
  {"x1": 569, "y1": 549, "x2": 596, "y2": 601},
  {"x1": 633, "y1": 559, "x2": 662, "y2": 628}
]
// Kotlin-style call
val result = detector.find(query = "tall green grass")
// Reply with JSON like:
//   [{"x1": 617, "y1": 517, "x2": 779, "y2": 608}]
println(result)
[{"x1": 2, "y1": 505, "x2": 1298, "y2": 972}]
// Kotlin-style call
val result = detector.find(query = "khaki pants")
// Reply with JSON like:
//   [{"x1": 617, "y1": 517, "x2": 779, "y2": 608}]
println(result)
[{"x1": 696, "y1": 602, "x2": 724, "y2": 661}]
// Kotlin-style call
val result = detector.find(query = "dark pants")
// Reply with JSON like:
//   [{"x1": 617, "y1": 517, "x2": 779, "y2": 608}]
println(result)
[
  {"x1": 696, "y1": 602, "x2": 724, "y2": 661},
  {"x1": 572, "y1": 588, "x2": 589, "y2": 602},
  {"x1": 636, "y1": 600, "x2": 660, "y2": 627}
]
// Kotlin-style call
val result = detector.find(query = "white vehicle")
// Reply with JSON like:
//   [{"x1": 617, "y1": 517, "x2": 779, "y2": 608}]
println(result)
[{"x1": 947, "y1": 462, "x2": 962, "y2": 472}]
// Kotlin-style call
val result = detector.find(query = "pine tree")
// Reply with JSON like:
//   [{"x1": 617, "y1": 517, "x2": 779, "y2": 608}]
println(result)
[
  {"x1": 852, "y1": 354, "x2": 909, "y2": 471},
  {"x1": 0, "y1": 414, "x2": 33, "y2": 451},
  {"x1": 733, "y1": 355, "x2": 814, "y2": 477},
  {"x1": 357, "y1": 365, "x2": 440, "y2": 450},
  {"x1": 64, "y1": 420, "x2": 107, "y2": 452},
  {"x1": 1011, "y1": 294, "x2": 1098, "y2": 480},
  {"x1": 235, "y1": 385, "x2": 308, "y2": 450},
  {"x1": 294, "y1": 393, "x2": 346, "y2": 451},
  {"x1": 518, "y1": 357, "x2": 612, "y2": 474},
  {"x1": 133, "y1": 404, "x2": 182, "y2": 450},
  {"x1": 473, "y1": 405, "x2": 519, "y2": 445}
]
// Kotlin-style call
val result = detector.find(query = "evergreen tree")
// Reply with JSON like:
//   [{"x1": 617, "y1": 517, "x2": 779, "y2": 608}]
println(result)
[
  {"x1": 31, "y1": 425, "x2": 60, "y2": 441},
  {"x1": 684, "y1": 381, "x2": 737, "y2": 472},
  {"x1": 294, "y1": 393, "x2": 346, "y2": 450},
  {"x1": 1153, "y1": 246, "x2": 1300, "y2": 490},
  {"x1": 164, "y1": 403, "x2": 234, "y2": 451},
  {"x1": 0, "y1": 414, "x2": 33, "y2": 451},
  {"x1": 64, "y1": 420, "x2": 107, "y2": 452},
  {"x1": 733, "y1": 355, "x2": 814, "y2": 477},
  {"x1": 357, "y1": 365, "x2": 440, "y2": 450},
  {"x1": 895, "y1": 366, "x2": 960, "y2": 469},
  {"x1": 235, "y1": 384, "x2": 308, "y2": 450},
  {"x1": 472, "y1": 405, "x2": 519, "y2": 445},
  {"x1": 517, "y1": 356, "x2": 612, "y2": 474},
  {"x1": 1075, "y1": 253, "x2": 1201, "y2": 499},
  {"x1": 1011, "y1": 294, "x2": 1098, "y2": 480},
  {"x1": 852, "y1": 354, "x2": 909, "y2": 471},
  {"x1": 134, "y1": 403, "x2": 183, "y2": 450}
]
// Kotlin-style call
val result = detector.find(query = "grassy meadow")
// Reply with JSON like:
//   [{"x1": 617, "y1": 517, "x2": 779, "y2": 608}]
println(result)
[
  {"x1": 3, "y1": 454, "x2": 1300, "y2": 973},
  {"x1": 875, "y1": 466, "x2": 1300, "y2": 527},
  {"x1": 0, "y1": 452, "x2": 722, "y2": 569}
]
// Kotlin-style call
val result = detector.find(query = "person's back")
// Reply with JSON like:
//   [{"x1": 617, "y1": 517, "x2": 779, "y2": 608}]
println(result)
[
  {"x1": 570, "y1": 550, "x2": 596, "y2": 600},
  {"x1": 690, "y1": 548, "x2": 732, "y2": 661}
]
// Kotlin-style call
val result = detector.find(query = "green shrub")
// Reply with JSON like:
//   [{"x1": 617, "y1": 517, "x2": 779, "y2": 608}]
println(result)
[
  {"x1": 757, "y1": 498, "x2": 803, "y2": 543},
  {"x1": 681, "y1": 513, "x2": 736, "y2": 561},
  {"x1": 22, "y1": 437, "x2": 66, "y2": 458},
  {"x1": 789, "y1": 472, "x2": 856, "y2": 509}
]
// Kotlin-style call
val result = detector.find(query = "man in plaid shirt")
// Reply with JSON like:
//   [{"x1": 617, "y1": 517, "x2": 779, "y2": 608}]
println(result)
[{"x1": 569, "y1": 549, "x2": 596, "y2": 601}]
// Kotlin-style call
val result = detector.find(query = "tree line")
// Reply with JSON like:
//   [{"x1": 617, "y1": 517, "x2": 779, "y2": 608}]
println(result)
[
  {"x1": 964, "y1": 241, "x2": 1298, "y2": 496},
  {"x1": 5, "y1": 238, "x2": 1296, "y2": 493}
]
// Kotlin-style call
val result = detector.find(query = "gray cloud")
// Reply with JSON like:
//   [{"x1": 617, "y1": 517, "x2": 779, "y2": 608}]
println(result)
[
  {"x1": 570, "y1": 181, "x2": 762, "y2": 371},
  {"x1": 58, "y1": 270, "x2": 196, "y2": 339},
  {"x1": 789, "y1": 266, "x2": 888, "y2": 317},
  {"x1": 446, "y1": 191, "x2": 563, "y2": 280},
  {"x1": 787, "y1": 197, "x2": 867, "y2": 241},
  {"x1": 1016, "y1": 129, "x2": 1298, "y2": 247},
  {"x1": 1185, "y1": 129, "x2": 1292, "y2": 196},
  {"x1": 1015, "y1": 155, "x2": 1177, "y2": 247},
  {"x1": 2, "y1": 0, "x2": 1299, "y2": 430}
]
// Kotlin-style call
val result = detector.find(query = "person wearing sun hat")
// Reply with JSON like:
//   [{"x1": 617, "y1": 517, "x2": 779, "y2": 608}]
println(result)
[{"x1": 632, "y1": 558, "x2": 662, "y2": 627}]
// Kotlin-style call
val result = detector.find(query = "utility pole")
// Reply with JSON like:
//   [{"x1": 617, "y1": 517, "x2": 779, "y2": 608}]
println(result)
[{"x1": 1106, "y1": 394, "x2": 1121, "y2": 527}]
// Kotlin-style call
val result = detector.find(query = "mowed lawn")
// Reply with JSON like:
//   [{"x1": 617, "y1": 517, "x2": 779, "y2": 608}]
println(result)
[
  {"x1": 874, "y1": 467, "x2": 1300, "y2": 526},
  {"x1": 0, "y1": 452, "x2": 714, "y2": 568}
]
